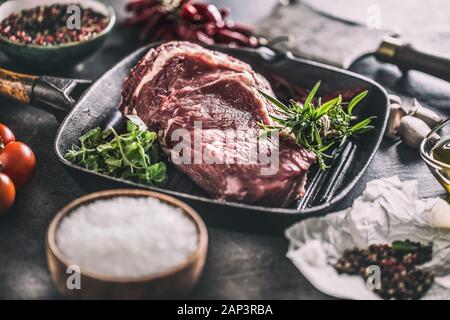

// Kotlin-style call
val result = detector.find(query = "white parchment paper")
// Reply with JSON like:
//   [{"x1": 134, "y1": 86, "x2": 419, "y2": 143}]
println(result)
[{"x1": 286, "y1": 176, "x2": 450, "y2": 300}]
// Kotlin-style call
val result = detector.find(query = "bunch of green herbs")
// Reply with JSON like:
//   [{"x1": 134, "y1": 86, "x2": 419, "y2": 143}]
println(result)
[
  {"x1": 259, "y1": 81, "x2": 374, "y2": 170},
  {"x1": 65, "y1": 116, "x2": 167, "y2": 186}
]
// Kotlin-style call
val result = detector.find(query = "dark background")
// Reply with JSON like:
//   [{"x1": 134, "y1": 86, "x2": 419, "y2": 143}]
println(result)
[{"x1": 0, "y1": 0, "x2": 449, "y2": 299}]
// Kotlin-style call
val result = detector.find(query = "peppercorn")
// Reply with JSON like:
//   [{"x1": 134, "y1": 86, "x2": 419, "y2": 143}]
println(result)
[
  {"x1": 334, "y1": 240, "x2": 434, "y2": 300},
  {"x1": 0, "y1": 4, "x2": 109, "y2": 46}
]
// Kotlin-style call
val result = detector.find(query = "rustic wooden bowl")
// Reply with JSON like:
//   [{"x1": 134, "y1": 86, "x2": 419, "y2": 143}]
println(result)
[{"x1": 46, "y1": 189, "x2": 208, "y2": 299}]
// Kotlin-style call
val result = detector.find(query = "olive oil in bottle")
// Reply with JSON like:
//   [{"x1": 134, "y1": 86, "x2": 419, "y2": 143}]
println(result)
[{"x1": 432, "y1": 138, "x2": 450, "y2": 193}]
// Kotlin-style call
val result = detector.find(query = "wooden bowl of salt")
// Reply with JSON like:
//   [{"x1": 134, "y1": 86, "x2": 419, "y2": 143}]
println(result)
[{"x1": 46, "y1": 189, "x2": 208, "y2": 299}]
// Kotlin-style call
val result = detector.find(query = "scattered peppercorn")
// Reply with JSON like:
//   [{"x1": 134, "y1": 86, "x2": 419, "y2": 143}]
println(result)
[
  {"x1": 0, "y1": 4, "x2": 109, "y2": 46},
  {"x1": 334, "y1": 240, "x2": 434, "y2": 300}
]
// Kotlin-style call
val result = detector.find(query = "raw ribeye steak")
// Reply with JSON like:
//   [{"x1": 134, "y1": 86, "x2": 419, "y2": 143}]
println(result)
[{"x1": 120, "y1": 41, "x2": 315, "y2": 206}]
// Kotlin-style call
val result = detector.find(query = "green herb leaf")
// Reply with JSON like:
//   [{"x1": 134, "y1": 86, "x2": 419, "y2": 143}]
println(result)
[
  {"x1": 347, "y1": 90, "x2": 368, "y2": 115},
  {"x1": 392, "y1": 240, "x2": 419, "y2": 252},
  {"x1": 304, "y1": 80, "x2": 321, "y2": 108},
  {"x1": 257, "y1": 89, "x2": 293, "y2": 115},
  {"x1": 259, "y1": 82, "x2": 374, "y2": 170},
  {"x1": 316, "y1": 95, "x2": 340, "y2": 118},
  {"x1": 127, "y1": 114, "x2": 148, "y2": 131},
  {"x1": 64, "y1": 117, "x2": 167, "y2": 186}
]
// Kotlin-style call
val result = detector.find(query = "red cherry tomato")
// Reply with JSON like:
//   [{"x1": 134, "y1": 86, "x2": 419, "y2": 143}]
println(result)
[
  {"x1": 0, "y1": 124, "x2": 15, "y2": 146},
  {"x1": 0, "y1": 141, "x2": 36, "y2": 189},
  {"x1": 0, "y1": 173, "x2": 15, "y2": 215}
]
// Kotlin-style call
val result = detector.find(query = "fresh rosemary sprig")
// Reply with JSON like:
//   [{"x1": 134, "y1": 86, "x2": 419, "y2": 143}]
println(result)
[{"x1": 259, "y1": 81, "x2": 374, "y2": 170}]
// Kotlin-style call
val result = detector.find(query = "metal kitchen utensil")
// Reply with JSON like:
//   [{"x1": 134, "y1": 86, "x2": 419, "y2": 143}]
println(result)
[
  {"x1": 0, "y1": 43, "x2": 389, "y2": 233},
  {"x1": 257, "y1": 2, "x2": 450, "y2": 82}
]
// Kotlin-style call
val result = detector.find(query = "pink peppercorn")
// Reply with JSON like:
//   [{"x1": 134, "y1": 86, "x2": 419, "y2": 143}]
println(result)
[{"x1": 0, "y1": 4, "x2": 109, "y2": 46}]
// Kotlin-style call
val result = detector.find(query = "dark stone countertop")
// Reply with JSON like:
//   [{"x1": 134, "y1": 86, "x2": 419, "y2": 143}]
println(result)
[{"x1": 0, "y1": 0, "x2": 449, "y2": 300}]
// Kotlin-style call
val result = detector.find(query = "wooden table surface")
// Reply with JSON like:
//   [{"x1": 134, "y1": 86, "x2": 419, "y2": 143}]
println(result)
[{"x1": 0, "y1": 0, "x2": 449, "y2": 299}]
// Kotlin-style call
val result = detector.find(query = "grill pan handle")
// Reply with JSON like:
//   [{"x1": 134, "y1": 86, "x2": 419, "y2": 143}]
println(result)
[
  {"x1": 0, "y1": 67, "x2": 92, "y2": 119},
  {"x1": 209, "y1": 44, "x2": 288, "y2": 64}
]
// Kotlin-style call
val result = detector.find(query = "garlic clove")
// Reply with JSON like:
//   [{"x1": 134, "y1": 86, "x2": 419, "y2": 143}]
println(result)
[
  {"x1": 385, "y1": 103, "x2": 407, "y2": 139},
  {"x1": 320, "y1": 115, "x2": 330, "y2": 136},
  {"x1": 409, "y1": 99, "x2": 443, "y2": 129},
  {"x1": 399, "y1": 115, "x2": 440, "y2": 148},
  {"x1": 388, "y1": 94, "x2": 402, "y2": 106},
  {"x1": 429, "y1": 198, "x2": 450, "y2": 229}
]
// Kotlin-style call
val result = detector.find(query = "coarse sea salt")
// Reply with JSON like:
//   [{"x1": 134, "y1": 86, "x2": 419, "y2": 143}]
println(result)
[{"x1": 56, "y1": 196, "x2": 199, "y2": 278}]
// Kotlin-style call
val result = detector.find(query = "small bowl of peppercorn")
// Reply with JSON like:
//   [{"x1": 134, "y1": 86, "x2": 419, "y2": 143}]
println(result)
[{"x1": 0, "y1": 0, "x2": 116, "y2": 70}]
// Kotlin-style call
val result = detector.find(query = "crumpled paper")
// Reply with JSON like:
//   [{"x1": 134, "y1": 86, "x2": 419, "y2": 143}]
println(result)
[{"x1": 286, "y1": 176, "x2": 450, "y2": 300}]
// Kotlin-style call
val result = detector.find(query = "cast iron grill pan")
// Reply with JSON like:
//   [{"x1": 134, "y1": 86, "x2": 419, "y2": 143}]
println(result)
[{"x1": 1, "y1": 43, "x2": 390, "y2": 233}]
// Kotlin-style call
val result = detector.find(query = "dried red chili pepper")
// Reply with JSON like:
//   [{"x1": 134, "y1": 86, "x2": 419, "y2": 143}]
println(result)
[
  {"x1": 195, "y1": 30, "x2": 214, "y2": 46},
  {"x1": 204, "y1": 4, "x2": 223, "y2": 25},
  {"x1": 180, "y1": 3, "x2": 198, "y2": 20},
  {"x1": 219, "y1": 7, "x2": 230, "y2": 18},
  {"x1": 225, "y1": 21, "x2": 256, "y2": 37},
  {"x1": 123, "y1": 0, "x2": 261, "y2": 48},
  {"x1": 215, "y1": 28, "x2": 256, "y2": 47}
]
